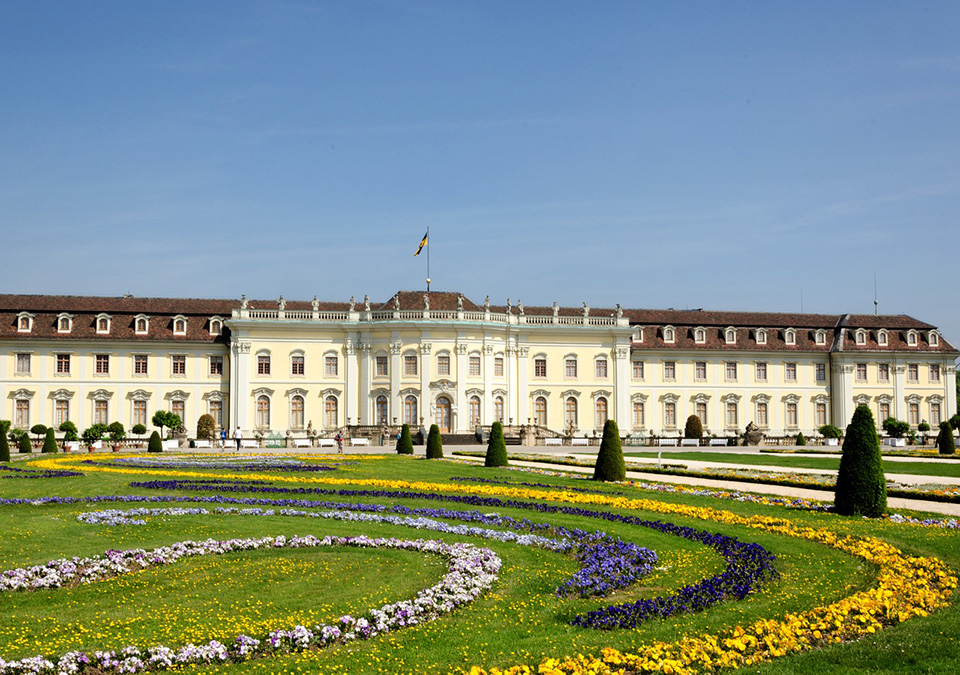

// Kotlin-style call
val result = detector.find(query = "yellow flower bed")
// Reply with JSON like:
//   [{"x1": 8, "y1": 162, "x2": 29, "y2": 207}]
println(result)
[{"x1": 31, "y1": 455, "x2": 957, "y2": 674}]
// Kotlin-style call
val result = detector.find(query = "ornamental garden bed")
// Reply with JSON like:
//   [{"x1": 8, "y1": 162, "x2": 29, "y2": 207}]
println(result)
[{"x1": 0, "y1": 452, "x2": 956, "y2": 674}]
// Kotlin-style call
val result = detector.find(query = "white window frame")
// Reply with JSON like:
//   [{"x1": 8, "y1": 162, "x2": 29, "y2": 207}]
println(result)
[
  {"x1": 172, "y1": 315, "x2": 188, "y2": 336},
  {"x1": 134, "y1": 315, "x2": 149, "y2": 335},
  {"x1": 95, "y1": 313, "x2": 111, "y2": 335},
  {"x1": 663, "y1": 326, "x2": 675, "y2": 344},
  {"x1": 756, "y1": 328, "x2": 767, "y2": 345}
]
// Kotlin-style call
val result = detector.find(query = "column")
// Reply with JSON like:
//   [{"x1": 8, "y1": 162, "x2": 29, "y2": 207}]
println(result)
[
  {"x1": 482, "y1": 342, "x2": 494, "y2": 424},
  {"x1": 516, "y1": 345, "x2": 530, "y2": 424},
  {"x1": 455, "y1": 340, "x2": 467, "y2": 431},
  {"x1": 946, "y1": 365, "x2": 957, "y2": 418},
  {"x1": 893, "y1": 364, "x2": 906, "y2": 419},
  {"x1": 614, "y1": 344, "x2": 630, "y2": 427},
  {"x1": 390, "y1": 337, "x2": 402, "y2": 423},
  {"x1": 420, "y1": 341, "x2": 432, "y2": 427},
  {"x1": 344, "y1": 336, "x2": 358, "y2": 426},
  {"x1": 358, "y1": 341, "x2": 372, "y2": 424},
  {"x1": 230, "y1": 340, "x2": 251, "y2": 431}
]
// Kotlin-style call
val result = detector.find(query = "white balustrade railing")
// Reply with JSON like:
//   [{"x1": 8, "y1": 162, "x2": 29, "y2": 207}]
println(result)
[{"x1": 232, "y1": 308, "x2": 610, "y2": 326}]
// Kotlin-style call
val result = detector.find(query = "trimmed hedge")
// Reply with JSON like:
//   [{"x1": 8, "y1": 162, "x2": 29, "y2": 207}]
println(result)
[
  {"x1": 593, "y1": 419, "x2": 625, "y2": 482},
  {"x1": 835, "y1": 404, "x2": 886, "y2": 517},
  {"x1": 938, "y1": 421, "x2": 956, "y2": 456},
  {"x1": 396, "y1": 424, "x2": 414, "y2": 455},
  {"x1": 42, "y1": 427, "x2": 58, "y2": 454},
  {"x1": 796, "y1": 431, "x2": 806, "y2": 446},
  {"x1": 148, "y1": 430, "x2": 163, "y2": 453},
  {"x1": 484, "y1": 422, "x2": 508, "y2": 467},
  {"x1": 683, "y1": 415, "x2": 703, "y2": 439},
  {"x1": 18, "y1": 433, "x2": 32, "y2": 454},
  {"x1": 0, "y1": 421, "x2": 9, "y2": 462},
  {"x1": 426, "y1": 424, "x2": 444, "y2": 459}
]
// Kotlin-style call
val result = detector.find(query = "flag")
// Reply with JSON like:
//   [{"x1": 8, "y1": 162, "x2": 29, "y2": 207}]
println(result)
[{"x1": 414, "y1": 230, "x2": 428, "y2": 256}]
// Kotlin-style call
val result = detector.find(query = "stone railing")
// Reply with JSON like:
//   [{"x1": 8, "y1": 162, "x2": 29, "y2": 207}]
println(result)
[{"x1": 233, "y1": 308, "x2": 628, "y2": 327}]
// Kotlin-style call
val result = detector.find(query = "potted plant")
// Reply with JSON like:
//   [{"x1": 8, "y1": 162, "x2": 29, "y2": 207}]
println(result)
[
  {"x1": 59, "y1": 421, "x2": 79, "y2": 452},
  {"x1": 107, "y1": 422, "x2": 126, "y2": 452},
  {"x1": 131, "y1": 424, "x2": 147, "y2": 447},
  {"x1": 881, "y1": 417, "x2": 910, "y2": 447},
  {"x1": 81, "y1": 424, "x2": 107, "y2": 453},
  {"x1": 818, "y1": 424, "x2": 842, "y2": 446}
]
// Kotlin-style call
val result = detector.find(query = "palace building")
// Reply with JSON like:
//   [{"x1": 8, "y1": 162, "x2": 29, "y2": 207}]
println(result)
[{"x1": 1, "y1": 291, "x2": 956, "y2": 440}]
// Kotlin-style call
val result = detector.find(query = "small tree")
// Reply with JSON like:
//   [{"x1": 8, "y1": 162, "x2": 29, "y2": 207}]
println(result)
[
  {"x1": 196, "y1": 414, "x2": 216, "y2": 441},
  {"x1": 152, "y1": 411, "x2": 182, "y2": 439},
  {"x1": 484, "y1": 421, "x2": 508, "y2": 467},
  {"x1": 18, "y1": 432, "x2": 32, "y2": 454},
  {"x1": 107, "y1": 422, "x2": 126, "y2": 446},
  {"x1": 683, "y1": 415, "x2": 703, "y2": 440},
  {"x1": 950, "y1": 414, "x2": 960, "y2": 432},
  {"x1": 131, "y1": 424, "x2": 147, "y2": 439},
  {"x1": 396, "y1": 424, "x2": 414, "y2": 455},
  {"x1": 882, "y1": 417, "x2": 910, "y2": 438},
  {"x1": 30, "y1": 424, "x2": 48, "y2": 443},
  {"x1": 937, "y1": 421, "x2": 956, "y2": 456},
  {"x1": 147, "y1": 430, "x2": 163, "y2": 453},
  {"x1": 818, "y1": 424, "x2": 842, "y2": 439},
  {"x1": 0, "y1": 421, "x2": 10, "y2": 462},
  {"x1": 59, "y1": 421, "x2": 79, "y2": 442},
  {"x1": 426, "y1": 424, "x2": 444, "y2": 459},
  {"x1": 41, "y1": 427, "x2": 58, "y2": 454},
  {"x1": 796, "y1": 431, "x2": 806, "y2": 446},
  {"x1": 834, "y1": 405, "x2": 886, "y2": 517},
  {"x1": 593, "y1": 419, "x2": 626, "y2": 482},
  {"x1": 81, "y1": 424, "x2": 107, "y2": 451}
]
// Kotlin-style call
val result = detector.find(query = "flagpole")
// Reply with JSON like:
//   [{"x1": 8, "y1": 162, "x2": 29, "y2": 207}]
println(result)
[{"x1": 426, "y1": 224, "x2": 430, "y2": 292}]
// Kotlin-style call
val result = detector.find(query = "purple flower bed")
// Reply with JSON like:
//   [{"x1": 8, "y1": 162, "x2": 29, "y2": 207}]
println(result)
[
  {"x1": 448, "y1": 475, "x2": 623, "y2": 495},
  {"x1": 103, "y1": 458, "x2": 338, "y2": 473},
  {"x1": 0, "y1": 466, "x2": 84, "y2": 479}
]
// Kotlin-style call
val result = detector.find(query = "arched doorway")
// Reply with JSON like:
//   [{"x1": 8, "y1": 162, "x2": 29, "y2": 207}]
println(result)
[{"x1": 436, "y1": 396, "x2": 452, "y2": 433}]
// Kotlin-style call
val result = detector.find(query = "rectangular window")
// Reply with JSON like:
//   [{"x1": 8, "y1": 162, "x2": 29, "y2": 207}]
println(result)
[
  {"x1": 695, "y1": 361, "x2": 706, "y2": 381},
  {"x1": 94, "y1": 400, "x2": 108, "y2": 425},
  {"x1": 785, "y1": 362, "x2": 797, "y2": 382},
  {"x1": 931, "y1": 402, "x2": 942, "y2": 426},
  {"x1": 695, "y1": 401, "x2": 707, "y2": 426},
  {"x1": 172, "y1": 400, "x2": 185, "y2": 426},
  {"x1": 291, "y1": 355, "x2": 305, "y2": 376},
  {"x1": 437, "y1": 355, "x2": 451, "y2": 376},
  {"x1": 725, "y1": 362, "x2": 737, "y2": 381},
  {"x1": 879, "y1": 401, "x2": 890, "y2": 423},
  {"x1": 856, "y1": 363, "x2": 867, "y2": 382},
  {"x1": 878, "y1": 363, "x2": 890, "y2": 382},
  {"x1": 816, "y1": 402, "x2": 828, "y2": 427},
  {"x1": 494, "y1": 356, "x2": 504, "y2": 377},
  {"x1": 534, "y1": 358, "x2": 547, "y2": 378},
  {"x1": 56, "y1": 353, "x2": 71, "y2": 374},
  {"x1": 908, "y1": 364, "x2": 918, "y2": 383},
  {"x1": 95, "y1": 354, "x2": 110, "y2": 375},
  {"x1": 324, "y1": 356, "x2": 338, "y2": 377},
  {"x1": 786, "y1": 402, "x2": 798, "y2": 427},
  {"x1": 133, "y1": 354, "x2": 148, "y2": 375},
  {"x1": 55, "y1": 399, "x2": 70, "y2": 427},
  {"x1": 755, "y1": 362, "x2": 767, "y2": 382},
  {"x1": 756, "y1": 402, "x2": 768, "y2": 428},
  {"x1": 632, "y1": 360, "x2": 644, "y2": 380},
  {"x1": 664, "y1": 402, "x2": 676, "y2": 429},
  {"x1": 725, "y1": 402, "x2": 738, "y2": 428},
  {"x1": 258, "y1": 355, "x2": 271, "y2": 375},
  {"x1": 469, "y1": 355, "x2": 481, "y2": 377},
  {"x1": 930, "y1": 364, "x2": 940, "y2": 383},
  {"x1": 403, "y1": 355, "x2": 418, "y2": 376},
  {"x1": 632, "y1": 401, "x2": 645, "y2": 428},
  {"x1": 595, "y1": 359, "x2": 608, "y2": 379},
  {"x1": 133, "y1": 400, "x2": 147, "y2": 427},
  {"x1": 15, "y1": 353, "x2": 30, "y2": 375},
  {"x1": 564, "y1": 358, "x2": 577, "y2": 378},
  {"x1": 15, "y1": 399, "x2": 29, "y2": 429},
  {"x1": 209, "y1": 400, "x2": 223, "y2": 429},
  {"x1": 375, "y1": 356, "x2": 388, "y2": 377},
  {"x1": 815, "y1": 363, "x2": 826, "y2": 382},
  {"x1": 209, "y1": 355, "x2": 223, "y2": 376},
  {"x1": 908, "y1": 402, "x2": 919, "y2": 425},
  {"x1": 663, "y1": 361, "x2": 676, "y2": 381},
  {"x1": 172, "y1": 355, "x2": 186, "y2": 376}
]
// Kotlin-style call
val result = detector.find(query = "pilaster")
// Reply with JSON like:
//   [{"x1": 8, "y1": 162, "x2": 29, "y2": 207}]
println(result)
[{"x1": 231, "y1": 339, "x2": 251, "y2": 431}]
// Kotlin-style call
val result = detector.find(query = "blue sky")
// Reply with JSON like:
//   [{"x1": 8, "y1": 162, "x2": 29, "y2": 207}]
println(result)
[{"x1": 2, "y1": 1, "x2": 958, "y2": 345}]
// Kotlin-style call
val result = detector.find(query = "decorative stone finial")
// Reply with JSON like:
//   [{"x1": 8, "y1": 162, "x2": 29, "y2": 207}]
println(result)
[
  {"x1": 457, "y1": 294, "x2": 464, "y2": 312},
  {"x1": 311, "y1": 295, "x2": 319, "y2": 311},
  {"x1": 240, "y1": 294, "x2": 248, "y2": 309},
  {"x1": 277, "y1": 296, "x2": 286, "y2": 311},
  {"x1": 615, "y1": 303, "x2": 623, "y2": 318},
  {"x1": 364, "y1": 294, "x2": 370, "y2": 311},
  {"x1": 483, "y1": 295, "x2": 490, "y2": 311},
  {"x1": 394, "y1": 295, "x2": 400, "y2": 311},
  {"x1": 582, "y1": 302, "x2": 589, "y2": 318},
  {"x1": 552, "y1": 301, "x2": 559, "y2": 317},
  {"x1": 506, "y1": 298, "x2": 512, "y2": 314},
  {"x1": 349, "y1": 296, "x2": 356, "y2": 311},
  {"x1": 423, "y1": 293, "x2": 430, "y2": 310},
  {"x1": 517, "y1": 299, "x2": 524, "y2": 315}
]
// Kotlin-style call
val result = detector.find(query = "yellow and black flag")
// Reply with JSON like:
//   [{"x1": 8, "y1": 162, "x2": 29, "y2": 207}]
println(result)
[{"x1": 414, "y1": 230, "x2": 428, "y2": 256}]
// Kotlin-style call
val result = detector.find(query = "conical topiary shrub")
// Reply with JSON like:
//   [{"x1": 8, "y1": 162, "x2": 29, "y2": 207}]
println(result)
[
  {"x1": 0, "y1": 422, "x2": 10, "y2": 462},
  {"x1": 593, "y1": 419, "x2": 625, "y2": 482},
  {"x1": 484, "y1": 421, "x2": 508, "y2": 467},
  {"x1": 426, "y1": 424, "x2": 444, "y2": 459},
  {"x1": 937, "y1": 421, "x2": 956, "y2": 456},
  {"x1": 148, "y1": 430, "x2": 163, "y2": 453},
  {"x1": 834, "y1": 404, "x2": 886, "y2": 517},
  {"x1": 396, "y1": 424, "x2": 414, "y2": 455},
  {"x1": 18, "y1": 433, "x2": 32, "y2": 454},
  {"x1": 42, "y1": 427, "x2": 58, "y2": 454},
  {"x1": 796, "y1": 431, "x2": 806, "y2": 446},
  {"x1": 683, "y1": 415, "x2": 703, "y2": 440}
]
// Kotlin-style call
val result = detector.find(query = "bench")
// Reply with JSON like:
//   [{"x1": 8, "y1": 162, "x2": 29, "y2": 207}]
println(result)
[
  {"x1": 162, "y1": 440, "x2": 179, "y2": 451},
  {"x1": 65, "y1": 441, "x2": 81, "y2": 452},
  {"x1": 680, "y1": 439, "x2": 699, "y2": 447},
  {"x1": 883, "y1": 438, "x2": 906, "y2": 447},
  {"x1": 350, "y1": 438, "x2": 370, "y2": 447},
  {"x1": 570, "y1": 438, "x2": 590, "y2": 446},
  {"x1": 193, "y1": 440, "x2": 212, "y2": 449},
  {"x1": 317, "y1": 438, "x2": 337, "y2": 448},
  {"x1": 240, "y1": 440, "x2": 259, "y2": 449},
  {"x1": 543, "y1": 438, "x2": 562, "y2": 447},
  {"x1": 657, "y1": 438, "x2": 678, "y2": 446},
  {"x1": 293, "y1": 438, "x2": 313, "y2": 448},
  {"x1": 708, "y1": 438, "x2": 728, "y2": 446}
]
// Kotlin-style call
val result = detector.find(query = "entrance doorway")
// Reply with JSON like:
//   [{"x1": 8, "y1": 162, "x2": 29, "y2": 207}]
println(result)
[{"x1": 436, "y1": 396, "x2": 452, "y2": 433}]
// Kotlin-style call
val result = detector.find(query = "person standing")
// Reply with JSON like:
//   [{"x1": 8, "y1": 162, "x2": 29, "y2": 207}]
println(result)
[
  {"x1": 234, "y1": 426, "x2": 243, "y2": 451},
  {"x1": 335, "y1": 430, "x2": 344, "y2": 454},
  {"x1": 220, "y1": 428, "x2": 227, "y2": 451}
]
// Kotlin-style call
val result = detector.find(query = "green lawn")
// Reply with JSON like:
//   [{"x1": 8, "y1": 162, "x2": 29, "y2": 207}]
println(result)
[{"x1": 0, "y1": 453, "x2": 956, "y2": 674}]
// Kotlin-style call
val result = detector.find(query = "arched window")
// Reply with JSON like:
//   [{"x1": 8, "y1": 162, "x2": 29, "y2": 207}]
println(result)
[
  {"x1": 59, "y1": 316, "x2": 71, "y2": 332},
  {"x1": 210, "y1": 319, "x2": 222, "y2": 336},
  {"x1": 97, "y1": 317, "x2": 110, "y2": 333},
  {"x1": 173, "y1": 318, "x2": 186, "y2": 335},
  {"x1": 469, "y1": 395, "x2": 481, "y2": 427},
  {"x1": 256, "y1": 395, "x2": 270, "y2": 430},
  {"x1": 404, "y1": 395, "x2": 418, "y2": 426},
  {"x1": 494, "y1": 396, "x2": 504, "y2": 423},
  {"x1": 663, "y1": 327, "x2": 675, "y2": 343},
  {"x1": 290, "y1": 395, "x2": 304, "y2": 430},
  {"x1": 324, "y1": 396, "x2": 338, "y2": 429},
  {"x1": 694, "y1": 328, "x2": 705, "y2": 344},
  {"x1": 595, "y1": 397, "x2": 608, "y2": 428},
  {"x1": 376, "y1": 395, "x2": 388, "y2": 425},
  {"x1": 565, "y1": 397, "x2": 578, "y2": 430},
  {"x1": 534, "y1": 396, "x2": 547, "y2": 426},
  {"x1": 136, "y1": 317, "x2": 148, "y2": 333}
]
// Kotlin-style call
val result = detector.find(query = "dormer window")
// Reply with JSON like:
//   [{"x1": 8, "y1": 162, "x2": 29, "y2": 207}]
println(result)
[
  {"x1": 134, "y1": 315, "x2": 149, "y2": 335},
  {"x1": 663, "y1": 326, "x2": 675, "y2": 343},
  {"x1": 694, "y1": 327, "x2": 705, "y2": 344},
  {"x1": 784, "y1": 329, "x2": 796, "y2": 345},
  {"x1": 877, "y1": 330, "x2": 888, "y2": 346},
  {"x1": 95, "y1": 314, "x2": 111, "y2": 334},
  {"x1": 57, "y1": 313, "x2": 73, "y2": 334},
  {"x1": 855, "y1": 329, "x2": 866, "y2": 345},
  {"x1": 815, "y1": 330, "x2": 826, "y2": 345},
  {"x1": 725, "y1": 327, "x2": 736, "y2": 344},
  {"x1": 173, "y1": 315, "x2": 187, "y2": 336},
  {"x1": 17, "y1": 313, "x2": 34, "y2": 333},
  {"x1": 209, "y1": 317, "x2": 223, "y2": 336},
  {"x1": 929, "y1": 331, "x2": 939, "y2": 347},
  {"x1": 756, "y1": 329, "x2": 767, "y2": 345},
  {"x1": 907, "y1": 330, "x2": 918, "y2": 346},
  {"x1": 632, "y1": 327, "x2": 644, "y2": 342}
]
